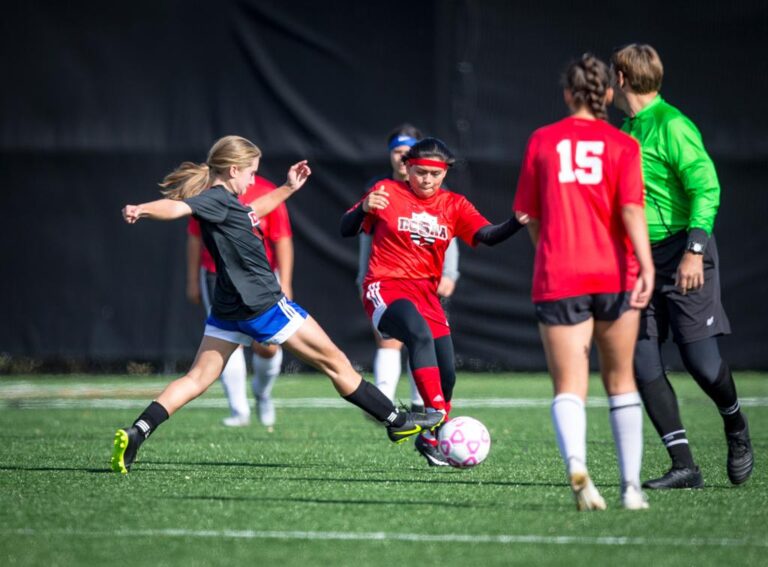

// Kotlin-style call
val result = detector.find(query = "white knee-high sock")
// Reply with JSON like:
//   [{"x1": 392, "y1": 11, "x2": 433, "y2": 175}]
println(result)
[
  {"x1": 220, "y1": 347, "x2": 249, "y2": 418},
  {"x1": 551, "y1": 393, "x2": 587, "y2": 475},
  {"x1": 252, "y1": 347, "x2": 283, "y2": 399},
  {"x1": 609, "y1": 391, "x2": 644, "y2": 489},
  {"x1": 407, "y1": 366, "x2": 424, "y2": 406},
  {"x1": 373, "y1": 348, "x2": 401, "y2": 402}
]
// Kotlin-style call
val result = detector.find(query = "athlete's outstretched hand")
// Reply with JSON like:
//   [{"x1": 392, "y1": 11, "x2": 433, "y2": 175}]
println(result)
[
  {"x1": 122, "y1": 205, "x2": 141, "y2": 224},
  {"x1": 363, "y1": 185, "x2": 390, "y2": 212},
  {"x1": 286, "y1": 160, "x2": 312, "y2": 192}
]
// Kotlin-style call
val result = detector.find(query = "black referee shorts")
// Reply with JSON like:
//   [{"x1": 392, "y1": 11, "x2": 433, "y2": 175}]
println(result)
[
  {"x1": 641, "y1": 230, "x2": 731, "y2": 344},
  {"x1": 535, "y1": 292, "x2": 632, "y2": 325}
]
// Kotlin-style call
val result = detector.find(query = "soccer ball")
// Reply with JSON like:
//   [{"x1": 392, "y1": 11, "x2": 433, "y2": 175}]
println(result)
[{"x1": 437, "y1": 416, "x2": 491, "y2": 468}]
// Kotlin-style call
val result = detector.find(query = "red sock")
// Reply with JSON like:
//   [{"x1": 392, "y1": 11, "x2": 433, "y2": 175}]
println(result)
[{"x1": 410, "y1": 366, "x2": 446, "y2": 412}]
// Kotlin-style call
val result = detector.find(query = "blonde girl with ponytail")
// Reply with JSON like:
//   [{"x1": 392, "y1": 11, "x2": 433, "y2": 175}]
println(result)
[{"x1": 111, "y1": 136, "x2": 442, "y2": 475}]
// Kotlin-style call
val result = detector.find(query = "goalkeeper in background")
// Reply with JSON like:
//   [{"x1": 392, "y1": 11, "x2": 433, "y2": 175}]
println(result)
[{"x1": 611, "y1": 44, "x2": 753, "y2": 489}]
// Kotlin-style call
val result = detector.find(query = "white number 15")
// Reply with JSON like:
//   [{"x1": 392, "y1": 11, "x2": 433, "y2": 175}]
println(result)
[{"x1": 556, "y1": 140, "x2": 605, "y2": 185}]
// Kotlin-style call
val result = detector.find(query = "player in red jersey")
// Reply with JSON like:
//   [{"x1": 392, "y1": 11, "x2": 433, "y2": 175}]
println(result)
[
  {"x1": 187, "y1": 175, "x2": 293, "y2": 429},
  {"x1": 513, "y1": 54, "x2": 655, "y2": 511},
  {"x1": 342, "y1": 137, "x2": 525, "y2": 466}
]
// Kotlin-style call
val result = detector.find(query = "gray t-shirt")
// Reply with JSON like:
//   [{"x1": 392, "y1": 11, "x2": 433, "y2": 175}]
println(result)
[{"x1": 185, "y1": 186, "x2": 283, "y2": 320}]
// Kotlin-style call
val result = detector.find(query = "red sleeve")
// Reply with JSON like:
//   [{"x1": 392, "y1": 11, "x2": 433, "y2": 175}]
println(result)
[
  {"x1": 513, "y1": 133, "x2": 541, "y2": 218},
  {"x1": 187, "y1": 217, "x2": 201, "y2": 236},
  {"x1": 617, "y1": 139, "x2": 645, "y2": 207},
  {"x1": 264, "y1": 202, "x2": 293, "y2": 240},
  {"x1": 453, "y1": 196, "x2": 491, "y2": 246}
]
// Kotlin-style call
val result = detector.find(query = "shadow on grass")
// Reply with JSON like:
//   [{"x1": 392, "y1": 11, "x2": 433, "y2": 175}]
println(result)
[
  {"x1": 163, "y1": 493, "x2": 554, "y2": 511},
  {"x1": 0, "y1": 465, "x2": 112, "y2": 474}
]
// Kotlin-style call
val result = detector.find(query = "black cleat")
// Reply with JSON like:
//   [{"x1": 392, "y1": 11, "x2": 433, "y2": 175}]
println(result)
[
  {"x1": 726, "y1": 418, "x2": 754, "y2": 485},
  {"x1": 387, "y1": 411, "x2": 444, "y2": 444},
  {"x1": 642, "y1": 466, "x2": 704, "y2": 489},
  {"x1": 415, "y1": 433, "x2": 449, "y2": 466},
  {"x1": 111, "y1": 426, "x2": 143, "y2": 474}
]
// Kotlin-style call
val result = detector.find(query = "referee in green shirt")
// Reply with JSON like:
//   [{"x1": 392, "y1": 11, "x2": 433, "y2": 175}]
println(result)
[{"x1": 611, "y1": 44, "x2": 753, "y2": 489}]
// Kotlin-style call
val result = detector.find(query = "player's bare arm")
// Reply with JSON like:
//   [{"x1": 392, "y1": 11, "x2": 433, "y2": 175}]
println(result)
[
  {"x1": 621, "y1": 203, "x2": 655, "y2": 308},
  {"x1": 249, "y1": 160, "x2": 311, "y2": 218},
  {"x1": 122, "y1": 199, "x2": 193, "y2": 223}
]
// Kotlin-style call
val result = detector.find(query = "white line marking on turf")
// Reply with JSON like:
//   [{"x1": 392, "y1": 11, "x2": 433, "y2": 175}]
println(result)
[
  {"x1": 2, "y1": 396, "x2": 768, "y2": 410},
  {"x1": 2, "y1": 528, "x2": 766, "y2": 548}
]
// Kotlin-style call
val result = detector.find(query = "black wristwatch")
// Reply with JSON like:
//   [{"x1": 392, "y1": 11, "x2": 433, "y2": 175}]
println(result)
[{"x1": 686, "y1": 241, "x2": 705, "y2": 255}]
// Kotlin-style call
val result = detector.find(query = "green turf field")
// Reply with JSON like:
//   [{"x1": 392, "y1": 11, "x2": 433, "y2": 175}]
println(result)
[{"x1": 0, "y1": 373, "x2": 766, "y2": 566}]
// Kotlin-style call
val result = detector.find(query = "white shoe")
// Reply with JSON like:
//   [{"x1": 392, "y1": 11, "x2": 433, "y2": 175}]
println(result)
[
  {"x1": 222, "y1": 415, "x2": 251, "y2": 427},
  {"x1": 257, "y1": 395, "x2": 276, "y2": 428},
  {"x1": 622, "y1": 484, "x2": 650, "y2": 510},
  {"x1": 570, "y1": 471, "x2": 607, "y2": 511}
]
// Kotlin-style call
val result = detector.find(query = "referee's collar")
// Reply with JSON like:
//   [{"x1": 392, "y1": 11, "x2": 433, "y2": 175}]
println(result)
[{"x1": 633, "y1": 94, "x2": 664, "y2": 120}]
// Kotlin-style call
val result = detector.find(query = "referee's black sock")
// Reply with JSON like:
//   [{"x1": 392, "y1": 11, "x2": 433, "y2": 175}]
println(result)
[
  {"x1": 637, "y1": 375, "x2": 696, "y2": 469},
  {"x1": 680, "y1": 339, "x2": 747, "y2": 434},
  {"x1": 701, "y1": 362, "x2": 746, "y2": 433},
  {"x1": 132, "y1": 401, "x2": 170, "y2": 440},
  {"x1": 343, "y1": 380, "x2": 405, "y2": 426}
]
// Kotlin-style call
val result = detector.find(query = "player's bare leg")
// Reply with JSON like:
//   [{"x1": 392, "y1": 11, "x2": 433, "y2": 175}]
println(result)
[
  {"x1": 111, "y1": 337, "x2": 239, "y2": 474},
  {"x1": 595, "y1": 309, "x2": 648, "y2": 510},
  {"x1": 282, "y1": 316, "x2": 442, "y2": 442},
  {"x1": 540, "y1": 319, "x2": 606, "y2": 511}
]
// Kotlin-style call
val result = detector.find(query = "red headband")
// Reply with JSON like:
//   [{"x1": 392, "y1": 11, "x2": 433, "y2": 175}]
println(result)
[{"x1": 407, "y1": 158, "x2": 449, "y2": 170}]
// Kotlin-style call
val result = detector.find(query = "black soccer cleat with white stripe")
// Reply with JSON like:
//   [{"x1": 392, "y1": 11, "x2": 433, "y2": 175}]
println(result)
[
  {"x1": 415, "y1": 433, "x2": 449, "y2": 466},
  {"x1": 111, "y1": 426, "x2": 143, "y2": 474}
]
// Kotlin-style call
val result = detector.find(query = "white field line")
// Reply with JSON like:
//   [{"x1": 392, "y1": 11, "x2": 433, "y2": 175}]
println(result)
[
  {"x1": 1, "y1": 527, "x2": 766, "y2": 548},
  {"x1": 1, "y1": 394, "x2": 768, "y2": 411}
]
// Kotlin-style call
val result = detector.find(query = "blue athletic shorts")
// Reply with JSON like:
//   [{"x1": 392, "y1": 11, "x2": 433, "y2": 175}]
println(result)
[{"x1": 204, "y1": 297, "x2": 308, "y2": 345}]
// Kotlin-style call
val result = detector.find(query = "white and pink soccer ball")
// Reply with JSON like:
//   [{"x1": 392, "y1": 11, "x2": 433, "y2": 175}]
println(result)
[{"x1": 438, "y1": 416, "x2": 491, "y2": 468}]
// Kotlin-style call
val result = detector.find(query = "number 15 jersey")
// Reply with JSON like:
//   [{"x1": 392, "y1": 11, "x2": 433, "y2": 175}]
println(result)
[{"x1": 513, "y1": 117, "x2": 645, "y2": 302}]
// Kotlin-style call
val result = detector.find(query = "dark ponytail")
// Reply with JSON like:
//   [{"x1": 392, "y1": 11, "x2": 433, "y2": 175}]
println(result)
[
  {"x1": 562, "y1": 53, "x2": 612, "y2": 120},
  {"x1": 402, "y1": 137, "x2": 456, "y2": 167}
]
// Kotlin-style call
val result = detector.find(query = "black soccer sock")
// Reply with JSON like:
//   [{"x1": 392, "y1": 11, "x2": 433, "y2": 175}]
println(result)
[
  {"x1": 637, "y1": 376, "x2": 696, "y2": 469},
  {"x1": 706, "y1": 362, "x2": 746, "y2": 432},
  {"x1": 343, "y1": 380, "x2": 405, "y2": 426},
  {"x1": 679, "y1": 339, "x2": 746, "y2": 433},
  {"x1": 132, "y1": 401, "x2": 170, "y2": 440}
]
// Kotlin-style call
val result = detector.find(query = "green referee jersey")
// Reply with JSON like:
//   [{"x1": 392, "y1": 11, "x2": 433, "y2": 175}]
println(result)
[{"x1": 620, "y1": 95, "x2": 720, "y2": 243}]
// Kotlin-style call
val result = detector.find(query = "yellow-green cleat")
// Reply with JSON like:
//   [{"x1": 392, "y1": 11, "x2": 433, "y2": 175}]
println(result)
[
  {"x1": 386, "y1": 411, "x2": 444, "y2": 444},
  {"x1": 111, "y1": 426, "x2": 142, "y2": 474}
]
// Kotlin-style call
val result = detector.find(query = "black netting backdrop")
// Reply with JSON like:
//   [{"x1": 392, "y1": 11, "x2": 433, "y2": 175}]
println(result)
[{"x1": 2, "y1": 1, "x2": 767, "y2": 371}]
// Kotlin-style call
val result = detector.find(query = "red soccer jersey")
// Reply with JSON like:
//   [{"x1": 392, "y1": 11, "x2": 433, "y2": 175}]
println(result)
[
  {"x1": 352, "y1": 179, "x2": 489, "y2": 284},
  {"x1": 513, "y1": 117, "x2": 644, "y2": 302},
  {"x1": 187, "y1": 176, "x2": 292, "y2": 273},
  {"x1": 241, "y1": 176, "x2": 293, "y2": 271}
]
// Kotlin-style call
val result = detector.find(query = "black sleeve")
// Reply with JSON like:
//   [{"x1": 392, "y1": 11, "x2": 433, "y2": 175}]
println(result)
[
  {"x1": 185, "y1": 190, "x2": 228, "y2": 223},
  {"x1": 686, "y1": 227, "x2": 710, "y2": 253},
  {"x1": 472, "y1": 217, "x2": 524, "y2": 246},
  {"x1": 340, "y1": 204, "x2": 366, "y2": 237}
]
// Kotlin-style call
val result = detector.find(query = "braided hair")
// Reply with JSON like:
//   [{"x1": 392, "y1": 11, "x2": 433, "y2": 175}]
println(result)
[{"x1": 562, "y1": 53, "x2": 612, "y2": 120}]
